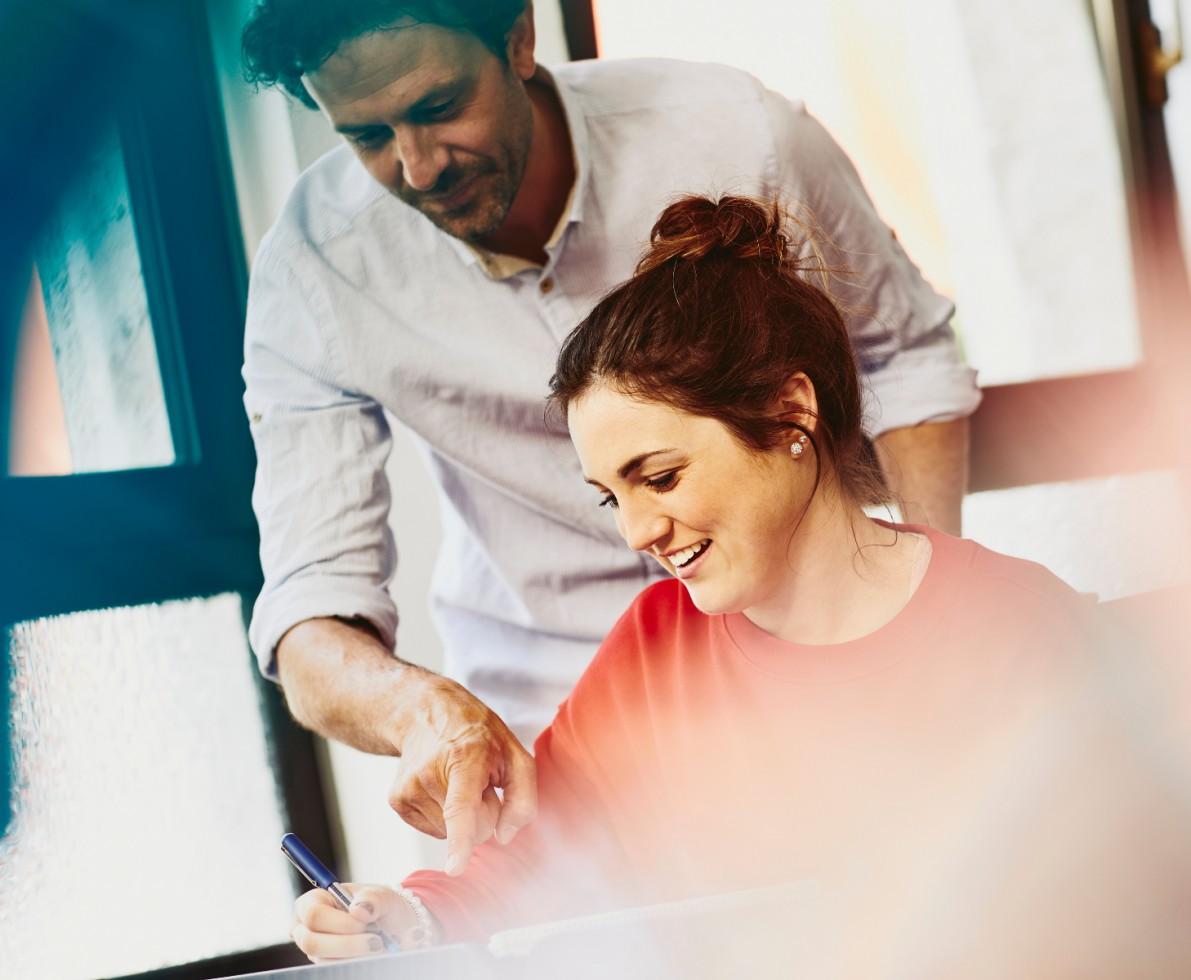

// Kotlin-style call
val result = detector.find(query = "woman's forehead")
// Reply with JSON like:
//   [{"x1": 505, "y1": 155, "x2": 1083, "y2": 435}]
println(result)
[
  {"x1": 570, "y1": 385, "x2": 685, "y2": 432},
  {"x1": 568, "y1": 387, "x2": 720, "y2": 469}
]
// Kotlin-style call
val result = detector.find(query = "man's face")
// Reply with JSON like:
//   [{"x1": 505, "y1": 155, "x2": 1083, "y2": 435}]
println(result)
[{"x1": 305, "y1": 21, "x2": 535, "y2": 243}]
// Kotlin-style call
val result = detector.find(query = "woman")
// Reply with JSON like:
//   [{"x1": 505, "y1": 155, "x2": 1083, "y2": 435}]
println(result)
[{"x1": 290, "y1": 196, "x2": 1160, "y2": 967}]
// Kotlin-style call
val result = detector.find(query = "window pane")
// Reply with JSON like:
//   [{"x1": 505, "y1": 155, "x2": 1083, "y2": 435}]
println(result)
[
  {"x1": 962, "y1": 471, "x2": 1191, "y2": 600},
  {"x1": 6, "y1": 123, "x2": 175, "y2": 476},
  {"x1": 0, "y1": 594, "x2": 294, "y2": 980},
  {"x1": 595, "y1": 0, "x2": 1142, "y2": 384}
]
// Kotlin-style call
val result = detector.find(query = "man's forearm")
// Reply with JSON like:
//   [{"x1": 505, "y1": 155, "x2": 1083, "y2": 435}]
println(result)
[
  {"x1": 276, "y1": 616, "x2": 434, "y2": 756},
  {"x1": 873, "y1": 418, "x2": 970, "y2": 536},
  {"x1": 276, "y1": 615, "x2": 538, "y2": 860}
]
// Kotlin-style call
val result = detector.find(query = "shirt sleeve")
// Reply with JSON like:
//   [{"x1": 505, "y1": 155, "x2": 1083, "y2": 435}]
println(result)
[
  {"x1": 242, "y1": 243, "x2": 398, "y2": 677},
  {"x1": 762, "y1": 89, "x2": 982, "y2": 436}
]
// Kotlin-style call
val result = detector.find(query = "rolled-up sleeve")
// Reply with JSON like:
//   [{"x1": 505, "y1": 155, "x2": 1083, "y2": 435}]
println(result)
[
  {"x1": 242, "y1": 242, "x2": 398, "y2": 677},
  {"x1": 763, "y1": 90, "x2": 982, "y2": 436}
]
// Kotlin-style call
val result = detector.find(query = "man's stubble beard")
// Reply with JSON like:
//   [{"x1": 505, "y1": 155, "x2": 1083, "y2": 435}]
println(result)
[
  {"x1": 414, "y1": 163, "x2": 521, "y2": 243},
  {"x1": 397, "y1": 85, "x2": 534, "y2": 244}
]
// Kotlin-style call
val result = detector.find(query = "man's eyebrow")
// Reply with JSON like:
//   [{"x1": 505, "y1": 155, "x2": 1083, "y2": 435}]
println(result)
[
  {"x1": 333, "y1": 81, "x2": 468, "y2": 135},
  {"x1": 409, "y1": 80, "x2": 465, "y2": 110},
  {"x1": 334, "y1": 122, "x2": 385, "y2": 134}
]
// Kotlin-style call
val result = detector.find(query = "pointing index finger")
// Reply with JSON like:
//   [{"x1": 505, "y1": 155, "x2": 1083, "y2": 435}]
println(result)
[{"x1": 442, "y1": 757, "x2": 488, "y2": 876}]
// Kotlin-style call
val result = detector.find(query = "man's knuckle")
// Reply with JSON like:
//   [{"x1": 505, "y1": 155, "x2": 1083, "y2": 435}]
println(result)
[{"x1": 445, "y1": 739, "x2": 485, "y2": 767}]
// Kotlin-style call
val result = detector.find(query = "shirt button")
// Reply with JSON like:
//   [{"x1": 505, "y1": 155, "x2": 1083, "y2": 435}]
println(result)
[{"x1": 540, "y1": 276, "x2": 555, "y2": 294}]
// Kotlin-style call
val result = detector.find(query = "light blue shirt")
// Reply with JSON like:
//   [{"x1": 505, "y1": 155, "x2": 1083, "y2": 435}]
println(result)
[{"x1": 243, "y1": 58, "x2": 981, "y2": 737}]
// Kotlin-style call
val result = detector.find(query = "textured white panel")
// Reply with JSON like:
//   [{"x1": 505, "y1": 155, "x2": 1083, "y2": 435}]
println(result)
[
  {"x1": 962, "y1": 471, "x2": 1191, "y2": 600},
  {"x1": 0, "y1": 594, "x2": 295, "y2": 980}
]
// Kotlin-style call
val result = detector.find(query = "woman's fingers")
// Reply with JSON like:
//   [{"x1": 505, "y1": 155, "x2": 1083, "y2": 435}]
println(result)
[
  {"x1": 292, "y1": 885, "x2": 402, "y2": 962},
  {"x1": 291, "y1": 923, "x2": 385, "y2": 961},
  {"x1": 294, "y1": 888, "x2": 361, "y2": 932},
  {"x1": 304, "y1": 901, "x2": 369, "y2": 936}
]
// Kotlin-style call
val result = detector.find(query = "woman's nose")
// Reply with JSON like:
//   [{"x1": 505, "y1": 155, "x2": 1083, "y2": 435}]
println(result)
[{"x1": 618, "y1": 501, "x2": 670, "y2": 553}]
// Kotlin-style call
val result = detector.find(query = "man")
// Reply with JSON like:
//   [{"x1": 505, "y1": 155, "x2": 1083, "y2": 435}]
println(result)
[{"x1": 240, "y1": 0, "x2": 980, "y2": 877}]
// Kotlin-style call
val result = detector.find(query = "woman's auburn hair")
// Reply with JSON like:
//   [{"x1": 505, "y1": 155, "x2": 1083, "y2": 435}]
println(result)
[{"x1": 548, "y1": 194, "x2": 887, "y2": 506}]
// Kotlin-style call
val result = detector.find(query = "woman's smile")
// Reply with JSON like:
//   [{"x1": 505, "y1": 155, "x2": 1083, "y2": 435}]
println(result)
[{"x1": 663, "y1": 539, "x2": 713, "y2": 579}]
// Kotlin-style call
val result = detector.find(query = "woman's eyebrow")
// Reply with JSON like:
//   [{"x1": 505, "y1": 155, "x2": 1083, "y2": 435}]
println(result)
[
  {"x1": 583, "y1": 449, "x2": 681, "y2": 487},
  {"x1": 616, "y1": 449, "x2": 679, "y2": 480}
]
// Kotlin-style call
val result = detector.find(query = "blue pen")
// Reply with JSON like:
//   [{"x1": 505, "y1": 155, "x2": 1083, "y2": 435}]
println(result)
[{"x1": 281, "y1": 832, "x2": 402, "y2": 953}]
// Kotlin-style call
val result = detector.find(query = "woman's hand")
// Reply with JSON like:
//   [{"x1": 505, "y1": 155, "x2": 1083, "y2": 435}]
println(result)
[{"x1": 290, "y1": 884, "x2": 429, "y2": 963}]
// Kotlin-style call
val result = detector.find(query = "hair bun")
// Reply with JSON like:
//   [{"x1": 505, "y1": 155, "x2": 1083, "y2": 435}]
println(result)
[{"x1": 639, "y1": 195, "x2": 789, "y2": 273}]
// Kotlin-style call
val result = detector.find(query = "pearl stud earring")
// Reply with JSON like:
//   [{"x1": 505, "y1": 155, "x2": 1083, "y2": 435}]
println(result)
[{"x1": 790, "y1": 433, "x2": 809, "y2": 459}]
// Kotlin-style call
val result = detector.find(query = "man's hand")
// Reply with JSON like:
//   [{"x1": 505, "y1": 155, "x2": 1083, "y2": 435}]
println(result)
[
  {"x1": 389, "y1": 671, "x2": 536, "y2": 875},
  {"x1": 276, "y1": 617, "x2": 537, "y2": 876}
]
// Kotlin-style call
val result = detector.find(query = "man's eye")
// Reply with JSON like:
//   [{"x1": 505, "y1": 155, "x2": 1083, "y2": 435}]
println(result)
[
  {"x1": 598, "y1": 495, "x2": 619, "y2": 510},
  {"x1": 422, "y1": 100, "x2": 457, "y2": 120},
  {"x1": 351, "y1": 130, "x2": 387, "y2": 149}
]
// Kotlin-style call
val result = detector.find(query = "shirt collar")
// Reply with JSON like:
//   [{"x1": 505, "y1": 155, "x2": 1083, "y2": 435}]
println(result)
[{"x1": 444, "y1": 64, "x2": 590, "y2": 281}]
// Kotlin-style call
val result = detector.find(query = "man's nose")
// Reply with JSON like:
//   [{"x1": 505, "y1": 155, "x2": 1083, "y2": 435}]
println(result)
[
  {"x1": 394, "y1": 127, "x2": 448, "y2": 192},
  {"x1": 618, "y1": 500, "x2": 670, "y2": 554}
]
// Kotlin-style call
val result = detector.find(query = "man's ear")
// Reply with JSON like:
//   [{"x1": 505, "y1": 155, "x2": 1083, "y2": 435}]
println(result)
[
  {"x1": 507, "y1": 4, "x2": 537, "y2": 81},
  {"x1": 775, "y1": 372, "x2": 819, "y2": 433}
]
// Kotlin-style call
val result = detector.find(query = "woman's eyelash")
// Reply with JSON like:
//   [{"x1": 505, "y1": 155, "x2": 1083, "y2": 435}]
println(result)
[{"x1": 597, "y1": 471, "x2": 679, "y2": 510}]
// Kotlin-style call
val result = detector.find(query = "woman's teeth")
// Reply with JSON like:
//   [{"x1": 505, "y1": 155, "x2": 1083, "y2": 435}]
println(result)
[{"x1": 672, "y1": 540, "x2": 711, "y2": 568}]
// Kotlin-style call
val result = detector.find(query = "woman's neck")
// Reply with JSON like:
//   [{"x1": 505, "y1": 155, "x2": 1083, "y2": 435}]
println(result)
[{"x1": 742, "y1": 490, "x2": 926, "y2": 646}]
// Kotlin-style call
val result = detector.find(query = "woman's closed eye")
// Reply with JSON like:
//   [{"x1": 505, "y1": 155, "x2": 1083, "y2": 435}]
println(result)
[
  {"x1": 597, "y1": 471, "x2": 679, "y2": 510},
  {"x1": 644, "y1": 471, "x2": 679, "y2": 492}
]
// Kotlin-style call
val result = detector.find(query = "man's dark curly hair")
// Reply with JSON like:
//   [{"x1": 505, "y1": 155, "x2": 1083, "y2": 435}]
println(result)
[{"x1": 242, "y1": 0, "x2": 530, "y2": 109}]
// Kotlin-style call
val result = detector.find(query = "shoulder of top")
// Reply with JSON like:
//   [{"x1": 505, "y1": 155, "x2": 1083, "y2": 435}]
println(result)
[
  {"x1": 589, "y1": 578, "x2": 689, "y2": 662},
  {"x1": 569, "y1": 579, "x2": 691, "y2": 704},
  {"x1": 631, "y1": 576, "x2": 693, "y2": 620},
  {"x1": 554, "y1": 57, "x2": 770, "y2": 115},
  {"x1": 956, "y1": 534, "x2": 1090, "y2": 612}
]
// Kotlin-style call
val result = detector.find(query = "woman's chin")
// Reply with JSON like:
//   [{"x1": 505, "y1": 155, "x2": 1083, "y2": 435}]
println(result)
[{"x1": 680, "y1": 580, "x2": 744, "y2": 617}]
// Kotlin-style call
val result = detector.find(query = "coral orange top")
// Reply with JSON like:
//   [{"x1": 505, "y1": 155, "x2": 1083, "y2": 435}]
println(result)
[{"x1": 405, "y1": 525, "x2": 1095, "y2": 943}]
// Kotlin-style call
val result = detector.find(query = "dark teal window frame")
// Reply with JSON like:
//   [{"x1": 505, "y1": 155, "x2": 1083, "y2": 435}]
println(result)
[{"x1": 1, "y1": 2, "x2": 334, "y2": 976}]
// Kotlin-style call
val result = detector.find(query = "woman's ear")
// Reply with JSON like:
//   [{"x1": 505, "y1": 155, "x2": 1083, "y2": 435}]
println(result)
[{"x1": 775, "y1": 372, "x2": 819, "y2": 433}]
